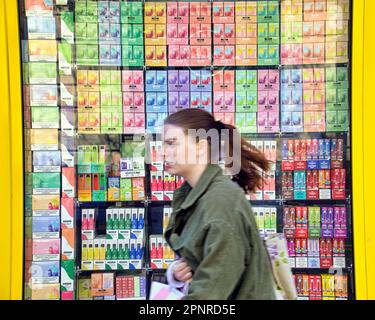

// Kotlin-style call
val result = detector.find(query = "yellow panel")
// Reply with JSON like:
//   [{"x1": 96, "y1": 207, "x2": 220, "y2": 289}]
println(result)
[
  {"x1": 363, "y1": 0, "x2": 375, "y2": 300},
  {"x1": 352, "y1": 0, "x2": 367, "y2": 300},
  {"x1": 6, "y1": 0, "x2": 23, "y2": 300},
  {"x1": 0, "y1": 0, "x2": 12, "y2": 300}
]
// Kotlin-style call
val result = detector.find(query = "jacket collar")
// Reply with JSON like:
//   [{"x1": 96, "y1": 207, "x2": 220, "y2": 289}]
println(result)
[{"x1": 173, "y1": 164, "x2": 223, "y2": 211}]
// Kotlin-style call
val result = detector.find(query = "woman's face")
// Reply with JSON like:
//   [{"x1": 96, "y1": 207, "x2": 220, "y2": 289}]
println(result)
[{"x1": 164, "y1": 124, "x2": 205, "y2": 176}]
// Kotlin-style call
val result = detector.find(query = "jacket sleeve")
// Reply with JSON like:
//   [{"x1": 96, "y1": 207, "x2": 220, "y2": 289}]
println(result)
[{"x1": 182, "y1": 220, "x2": 247, "y2": 300}]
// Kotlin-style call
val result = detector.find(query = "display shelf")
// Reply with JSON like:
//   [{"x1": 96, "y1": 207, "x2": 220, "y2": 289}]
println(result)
[{"x1": 19, "y1": 0, "x2": 355, "y2": 300}]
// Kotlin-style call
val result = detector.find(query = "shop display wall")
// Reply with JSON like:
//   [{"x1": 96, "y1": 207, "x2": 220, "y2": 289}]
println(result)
[{"x1": 19, "y1": 0, "x2": 354, "y2": 300}]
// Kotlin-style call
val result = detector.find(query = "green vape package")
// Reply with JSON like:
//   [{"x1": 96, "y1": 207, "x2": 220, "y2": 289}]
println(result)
[{"x1": 31, "y1": 107, "x2": 60, "y2": 129}]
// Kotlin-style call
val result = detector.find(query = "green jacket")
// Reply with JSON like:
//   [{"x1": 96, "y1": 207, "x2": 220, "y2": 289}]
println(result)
[{"x1": 165, "y1": 164, "x2": 276, "y2": 300}]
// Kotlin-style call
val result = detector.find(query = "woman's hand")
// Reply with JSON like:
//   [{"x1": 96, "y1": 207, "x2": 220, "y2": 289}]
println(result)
[{"x1": 173, "y1": 259, "x2": 193, "y2": 283}]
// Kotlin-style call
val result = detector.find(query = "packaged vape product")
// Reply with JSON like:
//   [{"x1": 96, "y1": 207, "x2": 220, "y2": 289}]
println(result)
[
  {"x1": 61, "y1": 260, "x2": 74, "y2": 300},
  {"x1": 108, "y1": 177, "x2": 120, "y2": 201},
  {"x1": 61, "y1": 228, "x2": 75, "y2": 260},
  {"x1": 32, "y1": 216, "x2": 60, "y2": 239},
  {"x1": 32, "y1": 238, "x2": 60, "y2": 261}
]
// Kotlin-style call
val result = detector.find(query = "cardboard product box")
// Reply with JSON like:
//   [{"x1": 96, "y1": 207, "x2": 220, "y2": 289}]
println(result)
[
  {"x1": 29, "y1": 261, "x2": 60, "y2": 284},
  {"x1": 190, "y1": 23, "x2": 211, "y2": 45},
  {"x1": 28, "y1": 40, "x2": 57, "y2": 62},
  {"x1": 144, "y1": 2, "x2": 166, "y2": 24},
  {"x1": 32, "y1": 238, "x2": 60, "y2": 261},
  {"x1": 61, "y1": 260, "x2": 74, "y2": 300},
  {"x1": 61, "y1": 198, "x2": 74, "y2": 230},
  {"x1": 78, "y1": 174, "x2": 92, "y2": 202},
  {"x1": 32, "y1": 172, "x2": 60, "y2": 195},
  {"x1": 30, "y1": 129, "x2": 58, "y2": 151},
  {"x1": 58, "y1": 42, "x2": 73, "y2": 76},
  {"x1": 30, "y1": 283, "x2": 60, "y2": 300},
  {"x1": 258, "y1": 43, "x2": 279, "y2": 65},
  {"x1": 213, "y1": 1, "x2": 235, "y2": 24},
  {"x1": 78, "y1": 278, "x2": 92, "y2": 300},
  {"x1": 108, "y1": 177, "x2": 121, "y2": 201},
  {"x1": 31, "y1": 107, "x2": 60, "y2": 129},
  {"x1": 235, "y1": 44, "x2": 257, "y2": 66},
  {"x1": 61, "y1": 228, "x2": 75, "y2": 260},
  {"x1": 27, "y1": 62, "x2": 57, "y2": 85},
  {"x1": 32, "y1": 216, "x2": 60, "y2": 240},
  {"x1": 32, "y1": 194, "x2": 60, "y2": 217},
  {"x1": 62, "y1": 167, "x2": 75, "y2": 198}
]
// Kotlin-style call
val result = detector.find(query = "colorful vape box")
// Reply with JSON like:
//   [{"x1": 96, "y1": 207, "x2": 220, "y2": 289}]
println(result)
[
  {"x1": 214, "y1": 45, "x2": 235, "y2": 66},
  {"x1": 32, "y1": 216, "x2": 60, "y2": 239},
  {"x1": 78, "y1": 174, "x2": 92, "y2": 202},
  {"x1": 32, "y1": 194, "x2": 60, "y2": 216},
  {"x1": 214, "y1": 23, "x2": 236, "y2": 45},
  {"x1": 120, "y1": 178, "x2": 132, "y2": 201},
  {"x1": 29, "y1": 261, "x2": 60, "y2": 284},
  {"x1": 29, "y1": 128, "x2": 58, "y2": 151},
  {"x1": 108, "y1": 177, "x2": 120, "y2": 201},
  {"x1": 91, "y1": 273, "x2": 114, "y2": 297},
  {"x1": 235, "y1": 112, "x2": 257, "y2": 133},
  {"x1": 62, "y1": 167, "x2": 75, "y2": 198},
  {"x1": 28, "y1": 40, "x2": 57, "y2": 62},
  {"x1": 168, "y1": 70, "x2": 190, "y2": 92},
  {"x1": 61, "y1": 260, "x2": 74, "y2": 300},
  {"x1": 31, "y1": 106, "x2": 59, "y2": 129},
  {"x1": 27, "y1": 62, "x2": 57, "y2": 85},
  {"x1": 25, "y1": 0, "x2": 54, "y2": 16},
  {"x1": 190, "y1": 45, "x2": 212, "y2": 66},
  {"x1": 29, "y1": 85, "x2": 58, "y2": 107},
  {"x1": 32, "y1": 172, "x2": 60, "y2": 195},
  {"x1": 61, "y1": 198, "x2": 74, "y2": 229},
  {"x1": 235, "y1": 1, "x2": 257, "y2": 22},
  {"x1": 123, "y1": 113, "x2": 146, "y2": 134},
  {"x1": 190, "y1": 2, "x2": 211, "y2": 24},
  {"x1": 144, "y1": 2, "x2": 166, "y2": 24},
  {"x1": 145, "y1": 23, "x2": 167, "y2": 45},
  {"x1": 190, "y1": 70, "x2": 211, "y2": 92},
  {"x1": 190, "y1": 23, "x2": 211, "y2": 45},
  {"x1": 122, "y1": 70, "x2": 144, "y2": 92},
  {"x1": 213, "y1": 2, "x2": 235, "y2": 24},
  {"x1": 145, "y1": 45, "x2": 167, "y2": 67},
  {"x1": 61, "y1": 228, "x2": 75, "y2": 260},
  {"x1": 258, "y1": 1, "x2": 279, "y2": 23},
  {"x1": 146, "y1": 70, "x2": 168, "y2": 92},
  {"x1": 121, "y1": 0, "x2": 143, "y2": 23},
  {"x1": 33, "y1": 238, "x2": 60, "y2": 261},
  {"x1": 258, "y1": 44, "x2": 279, "y2": 66},
  {"x1": 132, "y1": 177, "x2": 145, "y2": 201}
]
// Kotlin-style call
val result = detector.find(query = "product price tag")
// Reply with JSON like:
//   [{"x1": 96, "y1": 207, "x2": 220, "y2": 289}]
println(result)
[
  {"x1": 33, "y1": 232, "x2": 60, "y2": 239},
  {"x1": 93, "y1": 261, "x2": 105, "y2": 270},
  {"x1": 289, "y1": 258, "x2": 296, "y2": 268},
  {"x1": 333, "y1": 257, "x2": 346, "y2": 268},
  {"x1": 33, "y1": 188, "x2": 60, "y2": 195},
  {"x1": 81, "y1": 261, "x2": 93, "y2": 270},
  {"x1": 308, "y1": 258, "x2": 320, "y2": 268},
  {"x1": 105, "y1": 260, "x2": 118, "y2": 270},
  {"x1": 319, "y1": 189, "x2": 331, "y2": 200},
  {"x1": 117, "y1": 260, "x2": 130, "y2": 270},
  {"x1": 32, "y1": 277, "x2": 60, "y2": 284},
  {"x1": 34, "y1": 166, "x2": 61, "y2": 173},
  {"x1": 33, "y1": 254, "x2": 60, "y2": 262},
  {"x1": 295, "y1": 257, "x2": 308, "y2": 268}
]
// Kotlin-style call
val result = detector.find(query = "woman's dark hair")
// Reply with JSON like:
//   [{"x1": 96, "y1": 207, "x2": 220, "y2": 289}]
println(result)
[{"x1": 165, "y1": 109, "x2": 271, "y2": 194}]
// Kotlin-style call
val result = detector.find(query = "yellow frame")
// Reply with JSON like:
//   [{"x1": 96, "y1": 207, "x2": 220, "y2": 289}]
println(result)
[
  {"x1": 0, "y1": 0, "x2": 23, "y2": 300},
  {"x1": 0, "y1": 0, "x2": 374, "y2": 300}
]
